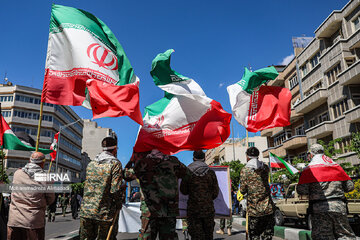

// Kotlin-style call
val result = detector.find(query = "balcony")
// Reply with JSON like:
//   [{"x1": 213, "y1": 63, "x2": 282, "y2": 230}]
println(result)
[
  {"x1": 345, "y1": 105, "x2": 360, "y2": 123},
  {"x1": 315, "y1": 12, "x2": 342, "y2": 38},
  {"x1": 261, "y1": 128, "x2": 273, "y2": 137},
  {"x1": 283, "y1": 135, "x2": 307, "y2": 150},
  {"x1": 268, "y1": 76, "x2": 284, "y2": 87},
  {"x1": 262, "y1": 145, "x2": 286, "y2": 158},
  {"x1": 290, "y1": 109, "x2": 303, "y2": 122},
  {"x1": 338, "y1": 60, "x2": 360, "y2": 86},
  {"x1": 305, "y1": 121, "x2": 333, "y2": 139},
  {"x1": 294, "y1": 88, "x2": 328, "y2": 114}
]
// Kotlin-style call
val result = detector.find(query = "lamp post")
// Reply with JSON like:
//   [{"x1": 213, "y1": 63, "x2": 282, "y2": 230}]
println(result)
[{"x1": 55, "y1": 118, "x2": 82, "y2": 173}]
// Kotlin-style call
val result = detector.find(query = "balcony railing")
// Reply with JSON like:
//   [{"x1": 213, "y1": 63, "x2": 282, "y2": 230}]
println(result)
[
  {"x1": 344, "y1": 105, "x2": 360, "y2": 123},
  {"x1": 305, "y1": 121, "x2": 333, "y2": 139},
  {"x1": 283, "y1": 135, "x2": 307, "y2": 150},
  {"x1": 294, "y1": 88, "x2": 328, "y2": 114},
  {"x1": 262, "y1": 145, "x2": 286, "y2": 158},
  {"x1": 338, "y1": 60, "x2": 360, "y2": 86}
]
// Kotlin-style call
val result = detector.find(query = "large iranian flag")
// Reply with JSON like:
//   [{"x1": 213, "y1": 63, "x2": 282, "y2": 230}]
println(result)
[
  {"x1": 299, "y1": 154, "x2": 351, "y2": 184},
  {"x1": 269, "y1": 152, "x2": 299, "y2": 175},
  {"x1": 134, "y1": 49, "x2": 232, "y2": 154},
  {"x1": 227, "y1": 67, "x2": 291, "y2": 132},
  {"x1": 0, "y1": 114, "x2": 52, "y2": 155},
  {"x1": 41, "y1": 4, "x2": 142, "y2": 125}
]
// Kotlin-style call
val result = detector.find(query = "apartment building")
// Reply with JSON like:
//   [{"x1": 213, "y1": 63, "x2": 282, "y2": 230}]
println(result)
[
  {"x1": 0, "y1": 83, "x2": 84, "y2": 182},
  {"x1": 261, "y1": 59, "x2": 308, "y2": 162},
  {"x1": 262, "y1": 0, "x2": 360, "y2": 165},
  {"x1": 205, "y1": 136, "x2": 268, "y2": 165},
  {"x1": 82, "y1": 119, "x2": 117, "y2": 160}
]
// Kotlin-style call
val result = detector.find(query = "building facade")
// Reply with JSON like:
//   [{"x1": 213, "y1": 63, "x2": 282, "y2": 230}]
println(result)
[
  {"x1": 0, "y1": 84, "x2": 84, "y2": 182},
  {"x1": 205, "y1": 136, "x2": 268, "y2": 165},
  {"x1": 262, "y1": 0, "x2": 360, "y2": 165},
  {"x1": 82, "y1": 119, "x2": 117, "y2": 160}
]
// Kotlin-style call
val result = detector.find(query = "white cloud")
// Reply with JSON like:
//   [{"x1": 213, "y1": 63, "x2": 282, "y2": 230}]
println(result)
[
  {"x1": 279, "y1": 54, "x2": 295, "y2": 65},
  {"x1": 218, "y1": 83, "x2": 224, "y2": 88}
]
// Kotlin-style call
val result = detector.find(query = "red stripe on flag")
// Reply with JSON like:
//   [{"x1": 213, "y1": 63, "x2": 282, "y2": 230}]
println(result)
[
  {"x1": 247, "y1": 86, "x2": 291, "y2": 132},
  {"x1": 86, "y1": 80, "x2": 143, "y2": 125},
  {"x1": 298, "y1": 165, "x2": 351, "y2": 184},
  {"x1": 134, "y1": 100, "x2": 231, "y2": 154},
  {"x1": 270, "y1": 162, "x2": 286, "y2": 168}
]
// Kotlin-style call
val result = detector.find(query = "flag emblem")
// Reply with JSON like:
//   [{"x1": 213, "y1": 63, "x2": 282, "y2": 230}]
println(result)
[{"x1": 87, "y1": 43, "x2": 118, "y2": 70}]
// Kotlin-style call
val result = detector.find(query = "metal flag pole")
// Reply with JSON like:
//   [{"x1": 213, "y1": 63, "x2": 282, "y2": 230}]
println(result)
[
  {"x1": 55, "y1": 118, "x2": 82, "y2": 173},
  {"x1": 232, "y1": 121, "x2": 235, "y2": 161}
]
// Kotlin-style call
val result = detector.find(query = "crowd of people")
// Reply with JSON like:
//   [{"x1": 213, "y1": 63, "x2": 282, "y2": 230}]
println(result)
[{"x1": 2, "y1": 137, "x2": 357, "y2": 240}]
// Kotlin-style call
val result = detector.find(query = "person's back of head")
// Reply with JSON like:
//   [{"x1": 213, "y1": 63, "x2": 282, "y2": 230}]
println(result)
[
  {"x1": 102, "y1": 137, "x2": 117, "y2": 150},
  {"x1": 310, "y1": 143, "x2": 324, "y2": 156},
  {"x1": 193, "y1": 150, "x2": 205, "y2": 162},
  {"x1": 246, "y1": 147, "x2": 259, "y2": 158}
]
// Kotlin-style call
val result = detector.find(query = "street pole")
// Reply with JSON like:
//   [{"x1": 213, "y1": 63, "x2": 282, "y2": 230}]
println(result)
[{"x1": 55, "y1": 119, "x2": 82, "y2": 173}]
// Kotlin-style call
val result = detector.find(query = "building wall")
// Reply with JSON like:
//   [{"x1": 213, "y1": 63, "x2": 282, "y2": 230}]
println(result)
[
  {"x1": 0, "y1": 84, "x2": 84, "y2": 182},
  {"x1": 205, "y1": 136, "x2": 268, "y2": 165},
  {"x1": 82, "y1": 119, "x2": 117, "y2": 160}
]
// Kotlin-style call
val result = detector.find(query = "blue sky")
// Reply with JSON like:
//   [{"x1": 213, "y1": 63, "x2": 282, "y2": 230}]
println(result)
[{"x1": 0, "y1": 0, "x2": 348, "y2": 166}]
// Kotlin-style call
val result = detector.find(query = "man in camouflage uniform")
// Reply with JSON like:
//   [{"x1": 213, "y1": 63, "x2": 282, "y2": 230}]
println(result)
[
  {"x1": 240, "y1": 147, "x2": 275, "y2": 240},
  {"x1": 131, "y1": 149, "x2": 190, "y2": 240},
  {"x1": 80, "y1": 137, "x2": 124, "y2": 240},
  {"x1": 180, "y1": 150, "x2": 219, "y2": 240},
  {"x1": 297, "y1": 144, "x2": 356, "y2": 240},
  {"x1": 60, "y1": 193, "x2": 69, "y2": 217},
  {"x1": 217, "y1": 218, "x2": 233, "y2": 236},
  {"x1": 124, "y1": 151, "x2": 151, "y2": 240}
]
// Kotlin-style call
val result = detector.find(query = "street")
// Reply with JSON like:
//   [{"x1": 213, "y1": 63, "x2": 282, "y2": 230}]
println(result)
[{"x1": 45, "y1": 213, "x2": 283, "y2": 240}]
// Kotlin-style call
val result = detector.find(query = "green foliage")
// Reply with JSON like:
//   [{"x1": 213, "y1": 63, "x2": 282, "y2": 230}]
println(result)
[
  {"x1": 221, "y1": 160, "x2": 245, "y2": 191},
  {"x1": 345, "y1": 179, "x2": 360, "y2": 199},
  {"x1": 70, "y1": 182, "x2": 84, "y2": 193},
  {"x1": 348, "y1": 132, "x2": 360, "y2": 158},
  {"x1": 318, "y1": 138, "x2": 356, "y2": 176}
]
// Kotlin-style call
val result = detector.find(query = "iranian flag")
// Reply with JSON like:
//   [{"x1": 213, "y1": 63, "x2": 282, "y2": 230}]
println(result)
[
  {"x1": 50, "y1": 132, "x2": 59, "y2": 161},
  {"x1": 269, "y1": 152, "x2": 299, "y2": 175},
  {"x1": 227, "y1": 67, "x2": 292, "y2": 132},
  {"x1": 0, "y1": 114, "x2": 53, "y2": 155},
  {"x1": 134, "y1": 49, "x2": 232, "y2": 155},
  {"x1": 41, "y1": 4, "x2": 142, "y2": 125},
  {"x1": 299, "y1": 154, "x2": 351, "y2": 184}
]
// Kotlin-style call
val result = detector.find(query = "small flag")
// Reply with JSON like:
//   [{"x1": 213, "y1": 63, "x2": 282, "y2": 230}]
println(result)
[
  {"x1": 0, "y1": 114, "x2": 52, "y2": 154},
  {"x1": 50, "y1": 132, "x2": 59, "y2": 161},
  {"x1": 134, "y1": 49, "x2": 231, "y2": 154},
  {"x1": 299, "y1": 154, "x2": 351, "y2": 185},
  {"x1": 41, "y1": 4, "x2": 142, "y2": 124},
  {"x1": 227, "y1": 67, "x2": 292, "y2": 132},
  {"x1": 269, "y1": 152, "x2": 299, "y2": 175}
]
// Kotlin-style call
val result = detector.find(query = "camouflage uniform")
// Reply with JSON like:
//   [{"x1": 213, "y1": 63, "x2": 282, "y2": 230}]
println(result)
[
  {"x1": 60, "y1": 195, "x2": 69, "y2": 217},
  {"x1": 132, "y1": 151, "x2": 190, "y2": 240},
  {"x1": 297, "y1": 179, "x2": 356, "y2": 240},
  {"x1": 180, "y1": 160, "x2": 219, "y2": 240},
  {"x1": 79, "y1": 151, "x2": 124, "y2": 240},
  {"x1": 240, "y1": 161, "x2": 275, "y2": 240},
  {"x1": 123, "y1": 165, "x2": 151, "y2": 240},
  {"x1": 219, "y1": 218, "x2": 233, "y2": 230}
]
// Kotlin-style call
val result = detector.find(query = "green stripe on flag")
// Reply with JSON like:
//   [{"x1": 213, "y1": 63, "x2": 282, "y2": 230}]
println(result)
[
  {"x1": 150, "y1": 49, "x2": 190, "y2": 86},
  {"x1": 238, "y1": 66, "x2": 278, "y2": 94},
  {"x1": 3, "y1": 133, "x2": 53, "y2": 155},
  {"x1": 144, "y1": 93, "x2": 173, "y2": 117},
  {"x1": 271, "y1": 152, "x2": 295, "y2": 175},
  {"x1": 50, "y1": 4, "x2": 134, "y2": 86}
]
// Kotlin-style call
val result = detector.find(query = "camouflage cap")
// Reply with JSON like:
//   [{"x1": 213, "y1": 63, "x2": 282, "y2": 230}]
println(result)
[
  {"x1": 310, "y1": 143, "x2": 324, "y2": 155},
  {"x1": 30, "y1": 152, "x2": 45, "y2": 163}
]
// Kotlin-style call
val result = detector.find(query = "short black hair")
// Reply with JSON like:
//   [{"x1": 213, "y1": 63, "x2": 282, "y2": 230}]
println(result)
[
  {"x1": 101, "y1": 137, "x2": 117, "y2": 148},
  {"x1": 193, "y1": 150, "x2": 205, "y2": 160},
  {"x1": 246, "y1": 147, "x2": 259, "y2": 157}
]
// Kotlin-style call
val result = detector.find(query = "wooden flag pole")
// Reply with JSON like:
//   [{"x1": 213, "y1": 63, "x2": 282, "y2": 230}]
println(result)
[
  {"x1": 245, "y1": 129, "x2": 249, "y2": 240},
  {"x1": 106, "y1": 209, "x2": 120, "y2": 240},
  {"x1": 35, "y1": 101, "x2": 44, "y2": 152}
]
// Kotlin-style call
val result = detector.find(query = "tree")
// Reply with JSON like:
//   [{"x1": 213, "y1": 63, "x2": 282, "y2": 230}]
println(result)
[
  {"x1": 318, "y1": 139, "x2": 355, "y2": 176},
  {"x1": 0, "y1": 149, "x2": 8, "y2": 184},
  {"x1": 348, "y1": 132, "x2": 360, "y2": 158},
  {"x1": 220, "y1": 160, "x2": 245, "y2": 191},
  {"x1": 70, "y1": 182, "x2": 84, "y2": 194}
]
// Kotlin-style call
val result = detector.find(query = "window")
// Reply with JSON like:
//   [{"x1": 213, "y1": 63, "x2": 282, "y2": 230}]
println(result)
[
  {"x1": 310, "y1": 52, "x2": 320, "y2": 68},
  {"x1": 248, "y1": 142, "x2": 255, "y2": 147},
  {"x1": 0, "y1": 96, "x2": 14, "y2": 102},
  {"x1": 295, "y1": 125, "x2": 305, "y2": 135},
  {"x1": 298, "y1": 152, "x2": 307, "y2": 161},
  {"x1": 301, "y1": 63, "x2": 308, "y2": 77},
  {"x1": 2, "y1": 111, "x2": 11, "y2": 117},
  {"x1": 331, "y1": 99, "x2": 349, "y2": 118},
  {"x1": 289, "y1": 75, "x2": 298, "y2": 90},
  {"x1": 318, "y1": 112, "x2": 330, "y2": 123},
  {"x1": 353, "y1": 15, "x2": 360, "y2": 31},
  {"x1": 337, "y1": 137, "x2": 351, "y2": 154},
  {"x1": 326, "y1": 63, "x2": 341, "y2": 85},
  {"x1": 352, "y1": 93, "x2": 360, "y2": 106},
  {"x1": 309, "y1": 118, "x2": 317, "y2": 128}
]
